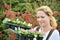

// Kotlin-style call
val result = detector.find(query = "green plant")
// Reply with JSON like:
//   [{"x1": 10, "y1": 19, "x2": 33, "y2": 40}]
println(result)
[
  {"x1": 3, "y1": 18, "x2": 32, "y2": 28},
  {"x1": 0, "y1": 24, "x2": 5, "y2": 31},
  {"x1": 16, "y1": 29, "x2": 43, "y2": 37},
  {"x1": 0, "y1": 29, "x2": 9, "y2": 40},
  {"x1": 3, "y1": 18, "x2": 11, "y2": 23}
]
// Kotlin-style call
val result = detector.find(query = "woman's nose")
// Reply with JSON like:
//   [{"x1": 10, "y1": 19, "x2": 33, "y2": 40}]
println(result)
[{"x1": 37, "y1": 18, "x2": 42, "y2": 21}]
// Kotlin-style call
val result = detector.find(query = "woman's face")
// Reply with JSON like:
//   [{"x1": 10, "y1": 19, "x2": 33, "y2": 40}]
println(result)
[{"x1": 37, "y1": 11, "x2": 50, "y2": 28}]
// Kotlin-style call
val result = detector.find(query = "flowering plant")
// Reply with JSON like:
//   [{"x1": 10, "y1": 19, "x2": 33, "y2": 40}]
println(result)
[
  {"x1": 3, "y1": 18, "x2": 32, "y2": 28},
  {"x1": 16, "y1": 29, "x2": 43, "y2": 37},
  {"x1": 0, "y1": 24, "x2": 8, "y2": 40},
  {"x1": 22, "y1": 13, "x2": 39, "y2": 27}
]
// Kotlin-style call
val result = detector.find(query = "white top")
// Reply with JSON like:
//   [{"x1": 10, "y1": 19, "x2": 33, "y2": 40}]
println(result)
[
  {"x1": 42, "y1": 29, "x2": 60, "y2": 40},
  {"x1": 33, "y1": 27, "x2": 60, "y2": 40}
]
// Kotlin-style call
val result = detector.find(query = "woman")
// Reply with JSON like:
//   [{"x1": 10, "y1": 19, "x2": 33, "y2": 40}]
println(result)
[{"x1": 35, "y1": 6, "x2": 60, "y2": 40}]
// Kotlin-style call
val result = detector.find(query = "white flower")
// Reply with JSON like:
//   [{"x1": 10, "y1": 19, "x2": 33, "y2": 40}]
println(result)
[
  {"x1": 28, "y1": 23, "x2": 32, "y2": 26},
  {"x1": 17, "y1": 21, "x2": 20, "y2": 23},
  {"x1": 34, "y1": 27, "x2": 37, "y2": 31},
  {"x1": 17, "y1": 19, "x2": 19, "y2": 21},
  {"x1": 23, "y1": 21, "x2": 26, "y2": 24},
  {"x1": 3, "y1": 18, "x2": 11, "y2": 23}
]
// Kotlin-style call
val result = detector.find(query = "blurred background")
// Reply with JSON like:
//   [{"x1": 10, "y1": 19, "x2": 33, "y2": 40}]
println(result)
[
  {"x1": 0, "y1": 0, "x2": 60, "y2": 30},
  {"x1": 0, "y1": 0, "x2": 60, "y2": 40}
]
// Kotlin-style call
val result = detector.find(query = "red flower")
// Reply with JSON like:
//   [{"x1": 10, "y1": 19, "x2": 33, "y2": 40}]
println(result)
[
  {"x1": 4, "y1": 3, "x2": 10, "y2": 9},
  {"x1": 0, "y1": 31, "x2": 2, "y2": 35},
  {"x1": 22, "y1": 13, "x2": 40, "y2": 27},
  {"x1": 26, "y1": 19, "x2": 30, "y2": 23},
  {"x1": 4, "y1": 10, "x2": 10, "y2": 18},
  {"x1": 30, "y1": 18, "x2": 37, "y2": 24},
  {"x1": 22, "y1": 13, "x2": 29, "y2": 18},
  {"x1": 10, "y1": 12, "x2": 16, "y2": 20},
  {"x1": 22, "y1": 13, "x2": 30, "y2": 23},
  {"x1": 16, "y1": 12, "x2": 20, "y2": 16}
]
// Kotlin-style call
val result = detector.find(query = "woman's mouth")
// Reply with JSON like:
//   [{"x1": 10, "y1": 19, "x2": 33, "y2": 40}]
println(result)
[{"x1": 40, "y1": 23, "x2": 45, "y2": 27}]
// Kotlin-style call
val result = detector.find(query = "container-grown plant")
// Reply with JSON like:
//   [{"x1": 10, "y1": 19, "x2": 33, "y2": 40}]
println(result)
[
  {"x1": 0, "y1": 25, "x2": 8, "y2": 40},
  {"x1": 15, "y1": 29, "x2": 43, "y2": 40},
  {"x1": 3, "y1": 18, "x2": 32, "y2": 30}
]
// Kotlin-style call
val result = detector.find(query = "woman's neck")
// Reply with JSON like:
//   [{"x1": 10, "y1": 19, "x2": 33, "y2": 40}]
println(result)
[{"x1": 40, "y1": 26, "x2": 52, "y2": 34}]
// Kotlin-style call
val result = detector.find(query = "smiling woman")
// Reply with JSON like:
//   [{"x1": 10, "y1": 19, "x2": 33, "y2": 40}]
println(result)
[{"x1": 35, "y1": 6, "x2": 60, "y2": 40}]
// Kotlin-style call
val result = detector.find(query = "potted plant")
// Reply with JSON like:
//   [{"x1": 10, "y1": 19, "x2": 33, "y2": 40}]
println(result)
[{"x1": 15, "y1": 29, "x2": 43, "y2": 40}]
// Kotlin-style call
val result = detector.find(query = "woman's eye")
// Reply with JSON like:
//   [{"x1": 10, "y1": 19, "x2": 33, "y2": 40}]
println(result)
[
  {"x1": 41, "y1": 16, "x2": 44, "y2": 18},
  {"x1": 37, "y1": 16, "x2": 44, "y2": 18}
]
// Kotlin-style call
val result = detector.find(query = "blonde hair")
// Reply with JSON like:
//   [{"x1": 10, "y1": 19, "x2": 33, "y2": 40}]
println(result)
[{"x1": 36, "y1": 6, "x2": 57, "y2": 29}]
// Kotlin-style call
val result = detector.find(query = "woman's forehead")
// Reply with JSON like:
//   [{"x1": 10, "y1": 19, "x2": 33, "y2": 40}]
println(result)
[{"x1": 37, "y1": 11, "x2": 47, "y2": 16}]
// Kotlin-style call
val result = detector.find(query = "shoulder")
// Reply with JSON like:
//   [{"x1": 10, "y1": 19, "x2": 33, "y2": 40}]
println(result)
[
  {"x1": 51, "y1": 29, "x2": 59, "y2": 37},
  {"x1": 49, "y1": 29, "x2": 60, "y2": 40},
  {"x1": 52, "y1": 29, "x2": 59, "y2": 35}
]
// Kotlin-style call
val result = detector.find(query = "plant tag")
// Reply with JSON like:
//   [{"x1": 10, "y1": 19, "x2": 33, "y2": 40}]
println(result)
[
  {"x1": 15, "y1": 27, "x2": 17, "y2": 31},
  {"x1": 18, "y1": 27, "x2": 20, "y2": 31}
]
